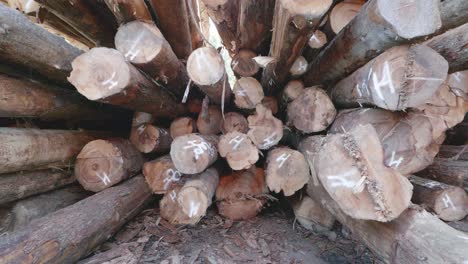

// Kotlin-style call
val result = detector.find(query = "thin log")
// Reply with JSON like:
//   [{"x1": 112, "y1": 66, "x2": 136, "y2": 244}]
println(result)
[
  {"x1": 7, "y1": 0, "x2": 40, "y2": 14},
  {"x1": 170, "y1": 134, "x2": 218, "y2": 174},
  {"x1": 304, "y1": 0, "x2": 442, "y2": 86},
  {"x1": 68, "y1": 47, "x2": 188, "y2": 118},
  {"x1": 233, "y1": 77, "x2": 264, "y2": 110},
  {"x1": 129, "y1": 124, "x2": 172, "y2": 153},
  {"x1": 197, "y1": 105, "x2": 222, "y2": 135},
  {"x1": 416, "y1": 158, "x2": 468, "y2": 192},
  {"x1": 410, "y1": 175, "x2": 468, "y2": 221},
  {"x1": 424, "y1": 23, "x2": 468, "y2": 73},
  {"x1": 201, "y1": 0, "x2": 238, "y2": 54},
  {"x1": 216, "y1": 167, "x2": 267, "y2": 220},
  {"x1": 35, "y1": 0, "x2": 116, "y2": 46},
  {"x1": 289, "y1": 56, "x2": 308, "y2": 77},
  {"x1": 0, "y1": 5, "x2": 82, "y2": 84},
  {"x1": 330, "y1": 45, "x2": 448, "y2": 110},
  {"x1": 0, "y1": 169, "x2": 76, "y2": 205},
  {"x1": 148, "y1": 0, "x2": 192, "y2": 59},
  {"x1": 329, "y1": 0, "x2": 365, "y2": 34},
  {"x1": 186, "y1": 47, "x2": 231, "y2": 104},
  {"x1": 231, "y1": 49, "x2": 260, "y2": 77},
  {"x1": 247, "y1": 105, "x2": 283, "y2": 150},
  {"x1": 187, "y1": 0, "x2": 203, "y2": 50},
  {"x1": 237, "y1": 0, "x2": 275, "y2": 53},
  {"x1": 303, "y1": 30, "x2": 327, "y2": 62},
  {"x1": 261, "y1": 0, "x2": 332, "y2": 94},
  {"x1": 0, "y1": 128, "x2": 105, "y2": 174},
  {"x1": 160, "y1": 185, "x2": 192, "y2": 225},
  {"x1": 114, "y1": 21, "x2": 188, "y2": 98},
  {"x1": 218, "y1": 131, "x2": 259, "y2": 170},
  {"x1": 0, "y1": 176, "x2": 152, "y2": 264},
  {"x1": 437, "y1": 145, "x2": 468, "y2": 161},
  {"x1": 75, "y1": 139, "x2": 144, "y2": 192},
  {"x1": 446, "y1": 70, "x2": 468, "y2": 100},
  {"x1": 220, "y1": 112, "x2": 249, "y2": 134},
  {"x1": 287, "y1": 86, "x2": 336, "y2": 133},
  {"x1": 265, "y1": 146, "x2": 310, "y2": 196},
  {"x1": 289, "y1": 193, "x2": 335, "y2": 231},
  {"x1": 104, "y1": 0, "x2": 152, "y2": 24},
  {"x1": 170, "y1": 117, "x2": 197, "y2": 138},
  {"x1": 143, "y1": 155, "x2": 184, "y2": 194},
  {"x1": 439, "y1": 0, "x2": 468, "y2": 33}
]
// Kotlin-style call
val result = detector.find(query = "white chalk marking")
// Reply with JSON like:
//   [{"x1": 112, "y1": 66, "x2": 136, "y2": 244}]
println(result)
[
  {"x1": 124, "y1": 31, "x2": 145, "y2": 60},
  {"x1": 372, "y1": 61, "x2": 395, "y2": 100},
  {"x1": 388, "y1": 151, "x2": 404, "y2": 168},
  {"x1": 137, "y1": 125, "x2": 145, "y2": 134},
  {"x1": 406, "y1": 77, "x2": 443, "y2": 82},
  {"x1": 262, "y1": 133, "x2": 277, "y2": 148},
  {"x1": 184, "y1": 140, "x2": 211, "y2": 160},
  {"x1": 296, "y1": 60, "x2": 307, "y2": 72},
  {"x1": 276, "y1": 153, "x2": 291, "y2": 168},
  {"x1": 327, "y1": 170, "x2": 358, "y2": 189},
  {"x1": 163, "y1": 169, "x2": 182, "y2": 190},
  {"x1": 96, "y1": 171, "x2": 111, "y2": 186},
  {"x1": 170, "y1": 190, "x2": 177, "y2": 201},
  {"x1": 188, "y1": 200, "x2": 201, "y2": 218},
  {"x1": 236, "y1": 88, "x2": 247, "y2": 97},
  {"x1": 229, "y1": 135, "x2": 244, "y2": 150},
  {"x1": 442, "y1": 193, "x2": 456, "y2": 209},
  {"x1": 101, "y1": 71, "x2": 119, "y2": 90},
  {"x1": 422, "y1": 181, "x2": 441, "y2": 188}
]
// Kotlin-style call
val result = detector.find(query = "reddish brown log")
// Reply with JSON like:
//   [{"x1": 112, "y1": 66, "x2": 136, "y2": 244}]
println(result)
[
  {"x1": 265, "y1": 147, "x2": 310, "y2": 196},
  {"x1": 289, "y1": 56, "x2": 308, "y2": 77},
  {"x1": 231, "y1": 49, "x2": 260, "y2": 77},
  {"x1": 303, "y1": 30, "x2": 327, "y2": 62},
  {"x1": 197, "y1": 105, "x2": 222, "y2": 135},
  {"x1": 129, "y1": 125, "x2": 172, "y2": 153},
  {"x1": 329, "y1": 0, "x2": 365, "y2": 34},
  {"x1": 68, "y1": 47, "x2": 188, "y2": 118},
  {"x1": 233, "y1": 77, "x2": 264, "y2": 110},
  {"x1": 218, "y1": 131, "x2": 259, "y2": 170},
  {"x1": 289, "y1": 192, "x2": 335, "y2": 231},
  {"x1": 410, "y1": 175, "x2": 468, "y2": 221},
  {"x1": 75, "y1": 139, "x2": 144, "y2": 192},
  {"x1": 104, "y1": 0, "x2": 152, "y2": 24},
  {"x1": 170, "y1": 134, "x2": 218, "y2": 174},
  {"x1": 216, "y1": 167, "x2": 267, "y2": 220},
  {"x1": 143, "y1": 155, "x2": 184, "y2": 194},
  {"x1": 437, "y1": 145, "x2": 468, "y2": 161},
  {"x1": 247, "y1": 105, "x2": 283, "y2": 150},
  {"x1": 220, "y1": 112, "x2": 249, "y2": 134},
  {"x1": 261, "y1": 96, "x2": 279, "y2": 115},
  {"x1": 0, "y1": 176, "x2": 152, "y2": 264},
  {"x1": 114, "y1": 21, "x2": 188, "y2": 98},
  {"x1": 170, "y1": 117, "x2": 197, "y2": 139}
]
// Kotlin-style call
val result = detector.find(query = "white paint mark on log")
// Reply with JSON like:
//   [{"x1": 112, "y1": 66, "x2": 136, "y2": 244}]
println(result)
[
  {"x1": 442, "y1": 193, "x2": 456, "y2": 209},
  {"x1": 236, "y1": 88, "x2": 247, "y2": 97},
  {"x1": 229, "y1": 135, "x2": 244, "y2": 150},
  {"x1": 124, "y1": 31, "x2": 145, "y2": 60},
  {"x1": 137, "y1": 125, "x2": 146, "y2": 134},
  {"x1": 372, "y1": 61, "x2": 395, "y2": 100},
  {"x1": 163, "y1": 169, "x2": 182, "y2": 190},
  {"x1": 101, "y1": 71, "x2": 119, "y2": 90},
  {"x1": 170, "y1": 190, "x2": 177, "y2": 201},
  {"x1": 184, "y1": 140, "x2": 210, "y2": 160},
  {"x1": 188, "y1": 200, "x2": 201, "y2": 217},
  {"x1": 96, "y1": 171, "x2": 111, "y2": 186},
  {"x1": 262, "y1": 133, "x2": 277, "y2": 148},
  {"x1": 327, "y1": 169, "x2": 358, "y2": 189},
  {"x1": 388, "y1": 151, "x2": 403, "y2": 168},
  {"x1": 276, "y1": 153, "x2": 291, "y2": 168}
]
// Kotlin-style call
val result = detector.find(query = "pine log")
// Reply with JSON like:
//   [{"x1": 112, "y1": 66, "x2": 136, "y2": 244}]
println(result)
[
  {"x1": 35, "y1": 0, "x2": 116, "y2": 47},
  {"x1": 0, "y1": 74, "x2": 121, "y2": 121},
  {"x1": 300, "y1": 125, "x2": 413, "y2": 222},
  {"x1": 0, "y1": 128, "x2": 105, "y2": 174},
  {"x1": 424, "y1": 23, "x2": 468, "y2": 73},
  {"x1": 0, "y1": 169, "x2": 76, "y2": 205},
  {"x1": 177, "y1": 167, "x2": 219, "y2": 223},
  {"x1": 233, "y1": 77, "x2": 264, "y2": 110},
  {"x1": 220, "y1": 112, "x2": 249, "y2": 134},
  {"x1": 129, "y1": 124, "x2": 172, "y2": 153},
  {"x1": 416, "y1": 158, "x2": 468, "y2": 192},
  {"x1": 143, "y1": 155, "x2": 184, "y2": 194},
  {"x1": 0, "y1": 5, "x2": 82, "y2": 84},
  {"x1": 170, "y1": 117, "x2": 197, "y2": 139},
  {"x1": 261, "y1": 96, "x2": 279, "y2": 115},
  {"x1": 114, "y1": 21, "x2": 188, "y2": 98},
  {"x1": 304, "y1": 0, "x2": 442, "y2": 86},
  {"x1": 148, "y1": 0, "x2": 192, "y2": 59},
  {"x1": 303, "y1": 30, "x2": 327, "y2": 62},
  {"x1": 439, "y1": 0, "x2": 468, "y2": 33},
  {"x1": 261, "y1": 0, "x2": 332, "y2": 94},
  {"x1": 306, "y1": 180, "x2": 468, "y2": 263},
  {"x1": 331, "y1": 45, "x2": 448, "y2": 110},
  {"x1": 104, "y1": 0, "x2": 152, "y2": 24},
  {"x1": 187, "y1": 47, "x2": 231, "y2": 104},
  {"x1": 7, "y1": 185, "x2": 91, "y2": 232},
  {"x1": 170, "y1": 134, "x2": 218, "y2": 174},
  {"x1": 287, "y1": 86, "x2": 336, "y2": 133},
  {"x1": 197, "y1": 105, "x2": 222, "y2": 135},
  {"x1": 75, "y1": 139, "x2": 144, "y2": 192},
  {"x1": 68, "y1": 47, "x2": 188, "y2": 118},
  {"x1": 218, "y1": 131, "x2": 259, "y2": 170},
  {"x1": 265, "y1": 146, "x2": 309, "y2": 196},
  {"x1": 289, "y1": 193, "x2": 335, "y2": 231},
  {"x1": 231, "y1": 49, "x2": 260, "y2": 77},
  {"x1": 329, "y1": 0, "x2": 365, "y2": 34},
  {"x1": 289, "y1": 56, "x2": 308, "y2": 77},
  {"x1": 0, "y1": 176, "x2": 152, "y2": 264},
  {"x1": 247, "y1": 105, "x2": 283, "y2": 150},
  {"x1": 437, "y1": 145, "x2": 468, "y2": 161},
  {"x1": 410, "y1": 175, "x2": 468, "y2": 221},
  {"x1": 216, "y1": 167, "x2": 267, "y2": 220},
  {"x1": 160, "y1": 186, "x2": 192, "y2": 225}
]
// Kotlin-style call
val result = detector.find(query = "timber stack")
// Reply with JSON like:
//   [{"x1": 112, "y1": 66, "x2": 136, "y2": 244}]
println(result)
[{"x1": 0, "y1": 0, "x2": 467, "y2": 263}]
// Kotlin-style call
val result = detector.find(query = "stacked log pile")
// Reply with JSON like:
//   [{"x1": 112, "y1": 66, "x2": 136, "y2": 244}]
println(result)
[{"x1": 0, "y1": 1, "x2": 467, "y2": 263}]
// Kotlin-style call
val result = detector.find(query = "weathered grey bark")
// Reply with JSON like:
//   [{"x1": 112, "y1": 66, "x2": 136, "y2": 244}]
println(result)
[
  {"x1": 437, "y1": 145, "x2": 468, "y2": 161},
  {"x1": 0, "y1": 176, "x2": 152, "y2": 264},
  {"x1": 0, "y1": 5, "x2": 82, "y2": 84},
  {"x1": 439, "y1": 0, "x2": 468, "y2": 33},
  {"x1": 104, "y1": 0, "x2": 152, "y2": 24},
  {"x1": 416, "y1": 158, "x2": 468, "y2": 192}
]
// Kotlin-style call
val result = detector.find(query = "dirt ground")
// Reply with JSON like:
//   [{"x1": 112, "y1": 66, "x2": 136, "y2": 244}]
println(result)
[{"x1": 78, "y1": 199, "x2": 382, "y2": 264}]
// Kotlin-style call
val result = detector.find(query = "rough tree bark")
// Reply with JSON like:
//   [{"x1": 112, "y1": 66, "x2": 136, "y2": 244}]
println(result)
[
  {"x1": 437, "y1": 145, "x2": 468, "y2": 161},
  {"x1": 416, "y1": 158, "x2": 468, "y2": 192},
  {"x1": 104, "y1": 0, "x2": 152, "y2": 24},
  {"x1": 231, "y1": 49, "x2": 260, "y2": 77},
  {"x1": 329, "y1": 0, "x2": 365, "y2": 34},
  {"x1": 129, "y1": 124, "x2": 172, "y2": 154},
  {"x1": 197, "y1": 105, "x2": 222, "y2": 135},
  {"x1": 439, "y1": 0, "x2": 468, "y2": 33}
]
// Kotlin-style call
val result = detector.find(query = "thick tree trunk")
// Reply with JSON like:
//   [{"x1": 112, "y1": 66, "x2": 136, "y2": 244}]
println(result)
[
  {"x1": 233, "y1": 77, "x2": 264, "y2": 110},
  {"x1": 231, "y1": 49, "x2": 260, "y2": 77},
  {"x1": 129, "y1": 124, "x2": 172, "y2": 154},
  {"x1": 304, "y1": 0, "x2": 442, "y2": 86},
  {"x1": 170, "y1": 117, "x2": 197, "y2": 138},
  {"x1": 75, "y1": 138, "x2": 144, "y2": 192},
  {"x1": 0, "y1": 169, "x2": 76, "y2": 205},
  {"x1": 247, "y1": 105, "x2": 283, "y2": 150},
  {"x1": 261, "y1": 0, "x2": 332, "y2": 94},
  {"x1": 265, "y1": 146, "x2": 310, "y2": 196},
  {"x1": 0, "y1": 5, "x2": 82, "y2": 84},
  {"x1": 35, "y1": 0, "x2": 116, "y2": 47},
  {"x1": 424, "y1": 23, "x2": 468, "y2": 73},
  {"x1": 439, "y1": 0, "x2": 468, "y2": 33},
  {"x1": 410, "y1": 175, "x2": 468, "y2": 221},
  {"x1": 148, "y1": 0, "x2": 192, "y2": 59},
  {"x1": 303, "y1": 30, "x2": 327, "y2": 62},
  {"x1": 0, "y1": 74, "x2": 120, "y2": 121},
  {"x1": 143, "y1": 155, "x2": 184, "y2": 194},
  {"x1": 220, "y1": 112, "x2": 249, "y2": 134},
  {"x1": 287, "y1": 86, "x2": 336, "y2": 133},
  {"x1": 0, "y1": 176, "x2": 152, "y2": 264},
  {"x1": 115, "y1": 21, "x2": 189, "y2": 98},
  {"x1": 216, "y1": 167, "x2": 267, "y2": 220},
  {"x1": 68, "y1": 47, "x2": 188, "y2": 118},
  {"x1": 170, "y1": 134, "x2": 218, "y2": 174},
  {"x1": 416, "y1": 158, "x2": 468, "y2": 192},
  {"x1": 218, "y1": 131, "x2": 259, "y2": 170},
  {"x1": 330, "y1": 45, "x2": 448, "y2": 110},
  {"x1": 187, "y1": 47, "x2": 231, "y2": 104},
  {"x1": 0, "y1": 128, "x2": 105, "y2": 174},
  {"x1": 104, "y1": 0, "x2": 152, "y2": 24},
  {"x1": 437, "y1": 145, "x2": 468, "y2": 161}
]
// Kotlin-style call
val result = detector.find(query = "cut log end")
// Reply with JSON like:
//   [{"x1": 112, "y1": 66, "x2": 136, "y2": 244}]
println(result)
[
  {"x1": 289, "y1": 56, "x2": 308, "y2": 77},
  {"x1": 170, "y1": 117, "x2": 197, "y2": 138},
  {"x1": 280, "y1": 0, "x2": 333, "y2": 16},
  {"x1": 143, "y1": 155, "x2": 184, "y2": 194},
  {"x1": 221, "y1": 112, "x2": 249, "y2": 134},
  {"x1": 308, "y1": 30, "x2": 327, "y2": 49},
  {"x1": 233, "y1": 77, "x2": 264, "y2": 109},
  {"x1": 247, "y1": 105, "x2": 283, "y2": 150},
  {"x1": 218, "y1": 131, "x2": 259, "y2": 170},
  {"x1": 170, "y1": 134, "x2": 218, "y2": 174},
  {"x1": 187, "y1": 47, "x2": 225, "y2": 86},
  {"x1": 129, "y1": 125, "x2": 172, "y2": 153},
  {"x1": 231, "y1": 49, "x2": 260, "y2": 77},
  {"x1": 330, "y1": 0, "x2": 364, "y2": 34}
]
